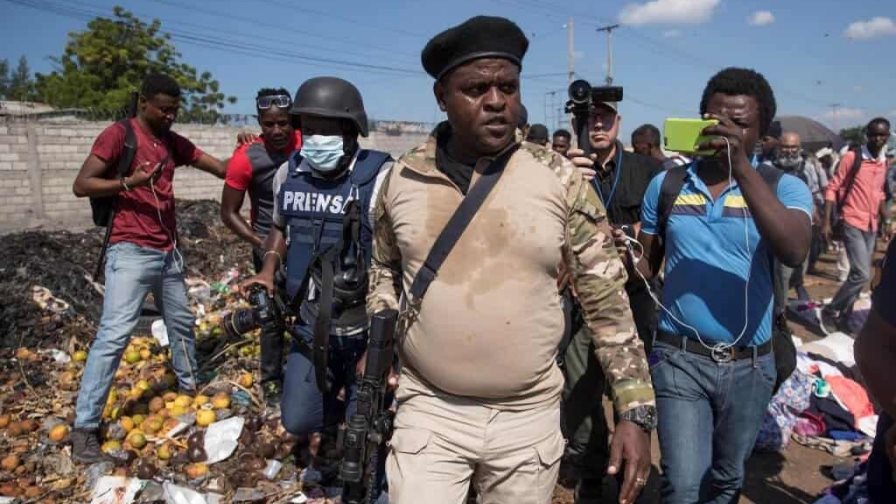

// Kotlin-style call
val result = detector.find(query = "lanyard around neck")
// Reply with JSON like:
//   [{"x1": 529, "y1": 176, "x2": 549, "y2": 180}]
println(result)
[{"x1": 593, "y1": 144, "x2": 624, "y2": 208}]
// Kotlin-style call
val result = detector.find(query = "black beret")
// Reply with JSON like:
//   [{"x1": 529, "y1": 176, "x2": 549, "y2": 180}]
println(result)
[
  {"x1": 422, "y1": 16, "x2": 529, "y2": 80},
  {"x1": 527, "y1": 124, "x2": 549, "y2": 142}
]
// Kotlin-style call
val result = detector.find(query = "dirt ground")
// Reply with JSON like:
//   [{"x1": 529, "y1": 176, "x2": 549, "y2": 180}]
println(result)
[{"x1": 554, "y1": 240, "x2": 889, "y2": 504}]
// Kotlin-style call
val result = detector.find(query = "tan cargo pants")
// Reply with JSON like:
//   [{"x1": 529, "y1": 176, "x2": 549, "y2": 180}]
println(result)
[{"x1": 386, "y1": 392, "x2": 565, "y2": 504}]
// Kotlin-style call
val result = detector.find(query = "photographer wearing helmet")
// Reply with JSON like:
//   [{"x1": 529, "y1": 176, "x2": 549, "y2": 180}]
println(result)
[{"x1": 240, "y1": 77, "x2": 393, "y2": 457}]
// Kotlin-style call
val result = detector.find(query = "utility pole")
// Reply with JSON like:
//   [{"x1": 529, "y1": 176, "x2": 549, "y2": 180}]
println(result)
[
  {"x1": 567, "y1": 17, "x2": 575, "y2": 84},
  {"x1": 596, "y1": 24, "x2": 620, "y2": 86}
]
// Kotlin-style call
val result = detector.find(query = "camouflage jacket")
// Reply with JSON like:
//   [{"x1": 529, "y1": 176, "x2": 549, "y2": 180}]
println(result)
[{"x1": 367, "y1": 123, "x2": 654, "y2": 413}]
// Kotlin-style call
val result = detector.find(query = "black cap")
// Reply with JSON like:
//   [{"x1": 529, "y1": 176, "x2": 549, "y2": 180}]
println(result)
[
  {"x1": 290, "y1": 77, "x2": 369, "y2": 137},
  {"x1": 422, "y1": 16, "x2": 529, "y2": 80},
  {"x1": 526, "y1": 124, "x2": 549, "y2": 143}
]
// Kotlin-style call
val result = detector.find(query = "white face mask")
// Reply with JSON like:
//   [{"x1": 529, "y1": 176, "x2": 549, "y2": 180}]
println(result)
[{"x1": 300, "y1": 135, "x2": 345, "y2": 172}]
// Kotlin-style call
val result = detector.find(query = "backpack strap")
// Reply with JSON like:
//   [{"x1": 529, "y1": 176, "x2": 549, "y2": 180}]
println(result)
[
  {"x1": 656, "y1": 164, "x2": 689, "y2": 242},
  {"x1": 756, "y1": 161, "x2": 784, "y2": 190},
  {"x1": 117, "y1": 119, "x2": 137, "y2": 178},
  {"x1": 837, "y1": 148, "x2": 864, "y2": 209},
  {"x1": 92, "y1": 119, "x2": 138, "y2": 279}
]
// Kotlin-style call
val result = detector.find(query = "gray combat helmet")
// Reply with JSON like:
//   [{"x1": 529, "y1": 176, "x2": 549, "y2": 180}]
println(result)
[{"x1": 290, "y1": 77, "x2": 369, "y2": 137}]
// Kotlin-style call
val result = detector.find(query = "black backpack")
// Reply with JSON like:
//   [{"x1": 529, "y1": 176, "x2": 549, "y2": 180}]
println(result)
[
  {"x1": 89, "y1": 119, "x2": 137, "y2": 227},
  {"x1": 90, "y1": 119, "x2": 137, "y2": 279},
  {"x1": 656, "y1": 162, "x2": 796, "y2": 393}
]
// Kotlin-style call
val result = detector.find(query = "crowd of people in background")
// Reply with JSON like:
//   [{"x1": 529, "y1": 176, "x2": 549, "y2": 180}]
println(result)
[{"x1": 65, "y1": 13, "x2": 896, "y2": 504}]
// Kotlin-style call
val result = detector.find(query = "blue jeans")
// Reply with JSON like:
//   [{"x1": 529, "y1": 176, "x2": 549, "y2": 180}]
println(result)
[
  {"x1": 74, "y1": 242, "x2": 197, "y2": 429},
  {"x1": 280, "y1": 325, "x2": 367, "y2": 436},
  {"x1": 828, "y1": 224, "x2": 876, "y2": 320},
  {"x1": 650, "y1": 340, "x2": 776, "y2": 504}
]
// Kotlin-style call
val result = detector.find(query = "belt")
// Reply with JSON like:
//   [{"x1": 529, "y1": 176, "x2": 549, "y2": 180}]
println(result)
[{"x1": 655, "y1": 330, "x2": 772, "y2": 363}]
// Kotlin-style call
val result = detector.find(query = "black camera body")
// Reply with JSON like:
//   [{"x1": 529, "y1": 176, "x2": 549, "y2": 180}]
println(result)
[
  {"x1": 565, "y1": 79, "x2": 624, "y2": 155},
  {"x1": 224, "y1": 285, "x2": 282, "y2": 337},
  {"x1": 565, "y1": 79, "x2": 623, "y2": 114}
]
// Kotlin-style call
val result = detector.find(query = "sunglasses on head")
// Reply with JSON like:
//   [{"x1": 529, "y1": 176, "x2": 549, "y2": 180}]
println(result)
[{"x1": 256, "y1": 95, "x2": 291, "y2": 110}]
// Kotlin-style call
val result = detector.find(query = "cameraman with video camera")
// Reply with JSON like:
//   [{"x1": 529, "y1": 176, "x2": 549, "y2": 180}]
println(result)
[
  {"x1": 564, "y1": 80, "x2": 662, "y2": 503},
  {"x1": 240, "y1": 77, "x2": 393, "y2": 498}
]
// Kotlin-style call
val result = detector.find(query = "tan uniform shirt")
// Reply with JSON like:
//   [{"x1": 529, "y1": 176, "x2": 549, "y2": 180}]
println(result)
[{"x1": 368, "y1": 125, "x2": 655, "y2": 414}]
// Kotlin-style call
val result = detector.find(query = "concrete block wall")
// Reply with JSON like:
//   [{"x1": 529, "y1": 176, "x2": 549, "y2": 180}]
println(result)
[{"x1": 0, "y1": 119, "x2": 430, "y2": 233}]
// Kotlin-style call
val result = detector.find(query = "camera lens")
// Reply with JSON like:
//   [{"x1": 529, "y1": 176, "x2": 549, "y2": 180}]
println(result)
[
  {"x1": 568, "y1": 79, "x2": 592, "y2": 105},
  {"x1": 224, "y1": 309, "x2": 258, "y2": 337}
]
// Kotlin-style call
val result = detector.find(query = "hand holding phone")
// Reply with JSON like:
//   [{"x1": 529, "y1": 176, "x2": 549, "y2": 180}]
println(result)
[{"x1": 663, "y1": 118, "x2": 719, "y2": 155}]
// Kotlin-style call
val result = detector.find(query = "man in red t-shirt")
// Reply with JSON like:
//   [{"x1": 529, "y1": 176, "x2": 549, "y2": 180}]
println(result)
[
  {"x1": 221, "y1": 87, "x2": 302, "y2": 405},
  {"x1": 70, "y1": 73, "x2": 227, "y2": 463}
]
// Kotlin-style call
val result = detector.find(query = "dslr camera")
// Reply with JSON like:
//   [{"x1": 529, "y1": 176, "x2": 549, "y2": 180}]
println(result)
[{"x1": 224, "y1": 285, "x2": 282, "y2": 337}]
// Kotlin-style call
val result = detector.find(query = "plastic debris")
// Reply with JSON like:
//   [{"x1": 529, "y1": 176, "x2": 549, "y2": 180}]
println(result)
[{"x1": 204, "y1": 416, "x2": 245, "y2": 464}]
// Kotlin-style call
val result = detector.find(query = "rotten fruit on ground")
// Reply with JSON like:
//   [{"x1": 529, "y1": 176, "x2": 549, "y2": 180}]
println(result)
[
  {"x1": 119, "y1": 417, "x2": 135, "y2": 433},
  {"x1": 124, "y1": 349, "x2": 141, "y2": 364},
  {"x1": 19, "y1": 419, "x2": 37, "y2": 433},
  {"x1": 196, "y1": 408, "x2": 216, "y2": 427},
  {"x1": 174, "y1": 394, "x2": 193, "y2": 408},
  {"x1": 148, "y1": 396, "x2": 164, "y2": 413},
  {"x1": 142, "y1": 416, "x2": 163, "y2": 435},
  {"x1": 184, "y1": 462, "x2": 209, "y2": 480},
  {"x1": 169, "y1": 404, "x2": 188, "y2": 418},
  {"x1": 1, "y1": 454, "x2": 21, "y2": 471},
  {"x1": 238, "y1": 372, "x2": 254, "y2": 388},
  {"x1": 132, "y1": 457, "x2": 157, "y2": 479},
  {"x1": 157, "y1": 442, "x2": 174, "y2": 460},
  {"x1": 71, "y1": 350, "x2": 88, "y2": 362},
  {"x1": 48, "y1": 424, "x2": 69, "y2": 442},
  {"x1": 101, "y1": 440, "x2": 121, "y2": 453},
  {"x1": 211, "y1": 392, "x2": 230, "y2": 410},
  {"x1": 127, "y1": 430, "x2": 147, "y2": 450}
]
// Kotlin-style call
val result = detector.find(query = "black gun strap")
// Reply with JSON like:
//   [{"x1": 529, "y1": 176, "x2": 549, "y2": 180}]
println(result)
[
  {"x1": 311, "y1": 245, "x2": 337, "y2": 394},
  {"x1": 408, "y1": 144, "x2": 519, "y2": 302}
]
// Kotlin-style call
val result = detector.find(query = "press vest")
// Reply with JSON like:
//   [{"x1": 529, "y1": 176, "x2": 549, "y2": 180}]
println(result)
[{"x1": 277, "y1": 149, "x2": 391, "y2": 306}]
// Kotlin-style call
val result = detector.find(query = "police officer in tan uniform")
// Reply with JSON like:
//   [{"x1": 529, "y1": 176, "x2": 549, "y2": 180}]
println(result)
[{"x1": 367, "y1": 16, "x2": 657, "y2": 504}]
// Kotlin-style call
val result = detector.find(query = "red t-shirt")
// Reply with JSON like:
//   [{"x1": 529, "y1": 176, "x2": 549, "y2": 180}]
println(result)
[
  {"x1": 91, "y1": 118, "x2": 204, "y2": 251},
  {"x1": 225, "y1": 130, "x2": 301, "y2": 230}
]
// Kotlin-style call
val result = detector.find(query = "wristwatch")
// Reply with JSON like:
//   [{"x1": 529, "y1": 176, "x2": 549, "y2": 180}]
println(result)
[{"x1": 620, "y1": 405, "x2": 657, "y2": 432}]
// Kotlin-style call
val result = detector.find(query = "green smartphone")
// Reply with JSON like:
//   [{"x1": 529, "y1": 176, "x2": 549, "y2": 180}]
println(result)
[{"x1": 663, "y1": 118, "x2": 719, "y2": 155}]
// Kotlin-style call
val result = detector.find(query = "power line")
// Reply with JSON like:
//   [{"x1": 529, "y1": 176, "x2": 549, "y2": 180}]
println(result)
[
  {"x1": 147, "y1": 0, "x2": 420, "y2": 59},
  {"x1": 5, "y1": 0, "x2": 426, "y2": 77}
]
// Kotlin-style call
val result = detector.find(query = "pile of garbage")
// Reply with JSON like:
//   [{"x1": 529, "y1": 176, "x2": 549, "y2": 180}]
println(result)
[{"x1": 0, "y1": 201, "x2": 329, "y2": 503}]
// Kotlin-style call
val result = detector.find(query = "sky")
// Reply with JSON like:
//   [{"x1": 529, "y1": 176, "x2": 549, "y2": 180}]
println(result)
[{"x1": 2, "y1": 0, "x2": 895, "y2": 140}]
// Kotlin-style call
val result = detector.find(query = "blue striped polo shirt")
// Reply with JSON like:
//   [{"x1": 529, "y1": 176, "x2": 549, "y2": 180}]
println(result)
[{"x1": 640, "y1": 162, "x2": 813, "y2": 346}]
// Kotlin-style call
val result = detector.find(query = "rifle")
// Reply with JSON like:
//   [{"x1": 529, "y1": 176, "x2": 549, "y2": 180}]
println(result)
[
  {"x1": 93, "y1": 90, "x2": 139, "y2": 280},
  {"x1": 339, "y1": 309, "x2": 397, "y2": 504}
]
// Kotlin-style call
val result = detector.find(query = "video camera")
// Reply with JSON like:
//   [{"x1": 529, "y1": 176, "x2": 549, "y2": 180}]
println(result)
[
  {"x1": 564, "y1": 79, "x2": 623, "y2": 155},
  {"x1": 223, "y1": 285, "x2": 282, "y2": 337}
]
